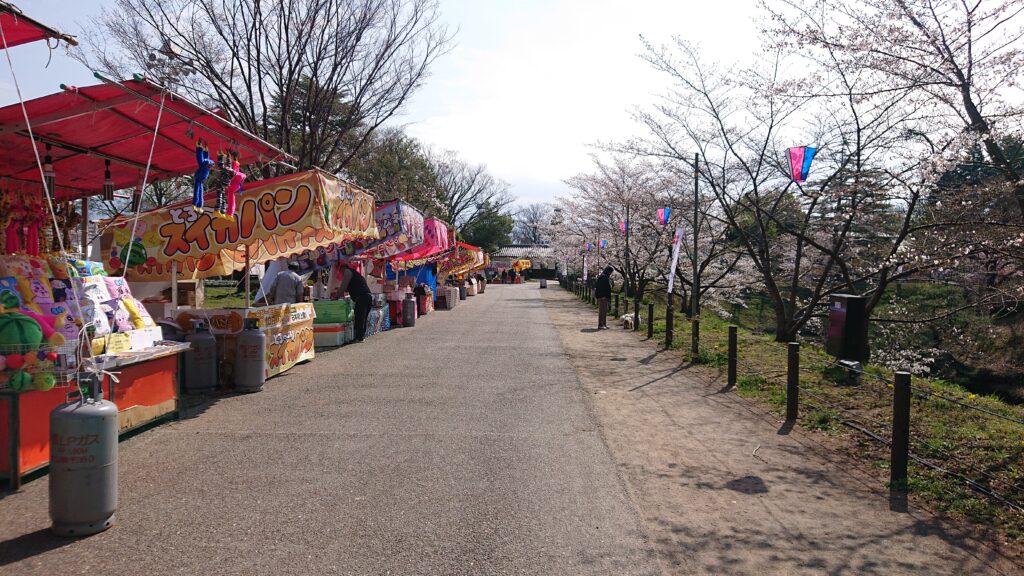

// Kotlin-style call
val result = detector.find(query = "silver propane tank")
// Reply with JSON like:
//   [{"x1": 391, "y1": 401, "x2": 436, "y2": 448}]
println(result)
[
  {"x1": 235, "y1": 318, "x2": 266, "y2": 393},
  {"x1": 402, "y1": 293, "x2": 417, "y2": 328},
  {"x1": 184, "y1": 319, "x2": 218, "y2": 393},
  {"x1": 49, "y1": 372, "x2": 118, "y2": 537}
]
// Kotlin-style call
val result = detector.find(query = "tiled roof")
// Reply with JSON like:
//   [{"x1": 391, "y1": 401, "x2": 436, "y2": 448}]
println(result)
[{"x1": 490, "y1": 245, "x2": 552, "y2": 259}]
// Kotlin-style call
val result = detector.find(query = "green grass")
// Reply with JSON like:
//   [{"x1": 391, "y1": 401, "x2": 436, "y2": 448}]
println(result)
[
  {"x1": 583, "y1": 285, "x2": 1024, "y2": 544},
  {"x1": 204, "y1": 284, "x2": 252, "y2": 309}
]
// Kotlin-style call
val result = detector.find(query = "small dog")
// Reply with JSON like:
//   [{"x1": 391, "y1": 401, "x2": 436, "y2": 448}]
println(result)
[{"x1": 620, "y1": 314, "x2": 637, "y2": 330}]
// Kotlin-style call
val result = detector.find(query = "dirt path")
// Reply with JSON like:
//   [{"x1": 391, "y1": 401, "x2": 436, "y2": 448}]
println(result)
[{"x1": 543, "y1": 287, "x2": 1020, "y2": 575}]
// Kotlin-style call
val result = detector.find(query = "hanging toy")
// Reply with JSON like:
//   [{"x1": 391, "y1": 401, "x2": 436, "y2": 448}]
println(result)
[
  {"x1": 4, "y1": 196, "x2": 23, "y2": 254},
  {"x1": 24, "y1": 199, "x2": 41, "y2": 256},
  {"x1": 225, "y1": 150, "x2": 246, "y2": 219},
  {"x1": 192, "y1": 139, "x2": 214, "y2": 213}
]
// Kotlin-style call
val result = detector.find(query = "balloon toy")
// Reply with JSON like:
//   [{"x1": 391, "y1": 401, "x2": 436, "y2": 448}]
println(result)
[
  {"x1": 225, "y1": 150, "x2": 246, "y2": 218},
  {"x1": 192, "y1": 139, "x2": 214, "y2": 213}
]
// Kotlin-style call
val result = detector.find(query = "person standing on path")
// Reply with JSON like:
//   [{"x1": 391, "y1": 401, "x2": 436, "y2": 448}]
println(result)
[
  {"x1": 595, "y1": 266, "x2": 613, "y2": 329},
  {"x1": 338, "y1": 263, "x2": 373, "y2": 342},
  {"x1": 270, "y1": 262, "x2": 305, "y2": 305}
]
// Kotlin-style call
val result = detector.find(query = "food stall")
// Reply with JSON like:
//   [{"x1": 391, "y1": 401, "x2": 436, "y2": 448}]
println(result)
[
  {"x1": 0, "y1": 27, "x2": 293, "y2": 485},
  {"x1": 334, "y1": 200, "x2": 425, "y2": 329},
  {"x1": 99, "y1": 169, "x2": 378, "y2": 385},
  {"x1": 390, "y1": 218, "x2": 452, "y2": 313},
  {"x1": 0, "y1": 8, "x2": 211, "y2": 487}
]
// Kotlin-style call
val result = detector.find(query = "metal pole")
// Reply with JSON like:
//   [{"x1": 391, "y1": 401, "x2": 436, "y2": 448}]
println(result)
[
  {"x1": 691, "y1": 152, "x2": 700, "y2": 356},
  {"x1": 171, "y1": 260, "x2": 178, "y2": 309},
  {"x1": 244, "y1": 246, "x2": 251, "y2": 309},
  {"x1": 647, "y1": 302, "x2": 654, "y2": 338},
  {"x1": 728, "y1": 326, "x2": 737, "y2": 388},
  {"x1": 80, "y1": 197, "x2": 89, "y2": 256},
  {"x1": 786, "y1": 342, "x2": 800, "y2": 421},
  {"x1": 891, "y1": 371, "x2": 911, "y2": 488}
]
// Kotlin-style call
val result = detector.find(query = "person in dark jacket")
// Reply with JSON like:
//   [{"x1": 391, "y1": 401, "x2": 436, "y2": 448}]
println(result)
[
  {"x1": 338, "y1": 263, "x2": 372, "y2": 342},
  {"x1": 594, "y1": 266, "x2": 613, "y2": 329}
]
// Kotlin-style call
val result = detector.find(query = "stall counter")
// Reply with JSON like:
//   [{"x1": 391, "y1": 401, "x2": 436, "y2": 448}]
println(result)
[
  {"x1": 0, "y1": 343, "x2": 188, "y2": 489},
  {"x1": 175, "y1": 303, "x2": 315, "y2": 385}
]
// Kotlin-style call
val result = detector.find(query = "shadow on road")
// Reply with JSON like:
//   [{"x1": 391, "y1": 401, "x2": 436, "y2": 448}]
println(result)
[{"x1": 0, "y1": 528, "x2": 74, "y2": 566}]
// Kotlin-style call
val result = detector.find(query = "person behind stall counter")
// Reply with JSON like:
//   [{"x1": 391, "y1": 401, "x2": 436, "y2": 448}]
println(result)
[
  {"x1": 337, "y1": 262, "x2": 372, "y2": 343},
  {"x1": 270, "y1": 261, "x2": 305, "y2": 305}
]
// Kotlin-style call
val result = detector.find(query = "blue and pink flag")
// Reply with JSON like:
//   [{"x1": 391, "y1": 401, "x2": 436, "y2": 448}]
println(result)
[
  {"x1": 657, "y1": 207, "x2": 671, "y2": 225},
  {"x1": 788, "y1": 146, "x2": 817, "y2": 183},
  {"x1": 619, "y1": 220, "x2": 628, "y2": 235},
  {"x1": 600, "y1": 239, "x2": 607, "y2": 249}
]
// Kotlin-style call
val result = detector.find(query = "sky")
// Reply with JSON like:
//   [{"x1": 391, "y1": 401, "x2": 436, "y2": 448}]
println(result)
[{"x1": 0, "y1": 0, "x2": 761, "y2": 206}]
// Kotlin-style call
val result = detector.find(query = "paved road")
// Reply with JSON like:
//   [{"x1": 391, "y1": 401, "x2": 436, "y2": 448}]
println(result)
[{"x1": 0, "y1": 285, "x2": 659, "y2": 575}]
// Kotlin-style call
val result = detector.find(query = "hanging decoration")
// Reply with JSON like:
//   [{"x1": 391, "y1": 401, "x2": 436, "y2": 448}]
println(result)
[
  {"x1": 657, "y1": 207, "x2": 671, "y2": 226},
  {"x1": 787, "y1": 146, "x2": 817, "y2": 183},
  {"x1": 600, "y1": 239, "x2": 607, "y2": 249},
  {"x1": 619, "y1": 220, "x2": 628, "y2": 235},
  {"x1": 192, "y1": 139, "x2": 214, "y2": 213},
  {"x1": 667, "y1": 227, "x2": 685, "y2": 295},
  {"x1": 225, "y1": 150, "x2": 245, "y2": 218}
]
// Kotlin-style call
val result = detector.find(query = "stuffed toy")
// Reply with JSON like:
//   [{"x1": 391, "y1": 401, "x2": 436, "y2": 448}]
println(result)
[
  {"x1": 71, "y1": 259, "x2": 106, "y2": 277},
  {"x1": 74, "y1": 275, "x2": 113, "y2": 302},
  {"x1": 192, "y1": 139, "x2": 215, "y2": 213},
  {"x1": 48, "y1": 255, "x2": 75, "y2": 280},
  {"x1": 4, "y1": 201, "x2": 22, "y2": 254},
  {"x1": 23, "y1": 200, "x2": 41, "y2": 256},
  {"x1": 15, "y1": 308, "x2": 65, "y2": 346},
  {"x1": 122, "y1": 297, "x2": 155, "y2": 329},
  {"x1": 49, "y1": 304, "x2": 81, "y2": 342},
  {"x1": 49, "y1": 278, "x2": 70, "y2": 302},
  {"x1": 104, "y1": 276, "x2": 133, "y2": 300},
  {"x1": 0, "y1": 311, "x2": 44, "y2": 391},
  {"x1": 106, "y1": 301, "x2": 134, "y2": 333},
  {"x1": 0, "y1": 277, "x2": 21, "y2": 309}
]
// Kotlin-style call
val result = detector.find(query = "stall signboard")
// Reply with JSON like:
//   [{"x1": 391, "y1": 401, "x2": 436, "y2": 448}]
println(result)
[
  {"x1": 337, "y1": 200, "x2": 425, "y2": 260},
  {"x1": 391, "y1": 218, "x2": 450, "y2": 263},
  {"x1": 438, "y1": 242, "x2": 484, "y2": 278},
  {"x1": 175, "y1": 303, "x2": 315, "y2": 382},
  {"x1": 100, "y1": 170, "x2": 377, "y2": 281}
]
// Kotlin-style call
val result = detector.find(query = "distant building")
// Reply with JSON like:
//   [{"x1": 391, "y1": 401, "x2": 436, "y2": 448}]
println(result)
[{"x1": 489, "y1": 244, "x2": 554, "y2": 271}]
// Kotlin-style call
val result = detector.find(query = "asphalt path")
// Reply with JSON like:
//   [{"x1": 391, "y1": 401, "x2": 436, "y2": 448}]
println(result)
[{"x1": 0, "y1": 284, "x2": 659, "y2": 575}]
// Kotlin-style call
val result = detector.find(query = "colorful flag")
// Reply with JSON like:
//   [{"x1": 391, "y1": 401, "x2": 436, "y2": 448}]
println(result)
[
  {"x1": 619, "y1": 220, "x2": 628, "y2": 235},
  {"x1": 657, "y1": 207, "x2": 671, "y2": 225},
  {"x1": 667, "y1": 227, "x2": 684, "y2": 294},
  {"x1": 788, "y1": 146, "x2": 817, "y2": 182},
  {"x1": 600, "y1": 239, "x2": 607, "y2": 249}
]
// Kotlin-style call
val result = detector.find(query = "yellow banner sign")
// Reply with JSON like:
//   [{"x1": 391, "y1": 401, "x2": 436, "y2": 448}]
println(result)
[{"x1": 101, "y1": 170, "x2": 377, "y2": 280}]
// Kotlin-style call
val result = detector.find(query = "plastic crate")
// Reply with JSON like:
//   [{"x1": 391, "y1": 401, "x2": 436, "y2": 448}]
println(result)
[{"x1": 313, "y1": 322, "x2": 352, "y2": 347}]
